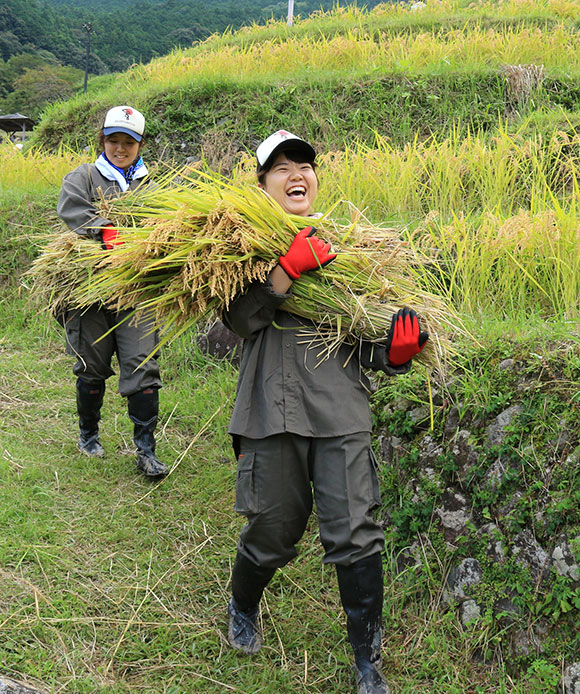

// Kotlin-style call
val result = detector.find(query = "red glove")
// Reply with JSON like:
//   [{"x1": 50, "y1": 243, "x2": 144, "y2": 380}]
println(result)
[
  {"x1": 386, "y1": 307, "x2": 429, "y2": 366},
  {"x1": 279, "y1": 226, "x2": 337, "y2": 280},
  {"x1": 101, "y1": 225, "x2": 123, "y2": 250}
]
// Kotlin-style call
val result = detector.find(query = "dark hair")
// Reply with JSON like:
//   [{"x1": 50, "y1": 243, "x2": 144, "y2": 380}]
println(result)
[{"x1": 257, "y1": 148, "x2": 317, "y2": 183}]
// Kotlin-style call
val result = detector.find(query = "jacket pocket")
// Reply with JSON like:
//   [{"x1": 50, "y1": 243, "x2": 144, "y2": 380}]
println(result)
[{"x1": 234, "y1": 451, "x2": 257, "y2": 515}]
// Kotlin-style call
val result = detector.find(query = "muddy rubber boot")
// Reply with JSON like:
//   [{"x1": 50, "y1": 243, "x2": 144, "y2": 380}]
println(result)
[
  {"x1": 336, "y1": 553, "x2": 390, "y2": 694},
  {"x1": 227, "y1": 552, "x2": 276, "y2": 655},
  {"x1": 76, "y1": 378, "x2": 105, "y2": 457},
  {"x1": 127, "y1": 388, "x2": 168, "y2": 477}
]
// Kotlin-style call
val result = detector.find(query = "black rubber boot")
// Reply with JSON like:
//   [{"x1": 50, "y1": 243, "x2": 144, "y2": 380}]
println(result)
[
  {"x1": 336, "y1": 553, "x2": 390, "y2": 694},
  {"x1": 227, "y1": 552, "x2": 276, "y2": 655},
  {"x1": 76, "y1": 378, "x2": 105, "y2": 457},
  {"x1": 127, "y1": 388, "x2": 168, "y2": 477}
]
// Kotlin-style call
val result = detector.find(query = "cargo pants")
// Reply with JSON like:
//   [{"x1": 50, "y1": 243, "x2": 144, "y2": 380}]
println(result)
[
  {"x1": 234, "y1": 431, "x2": 385, "y2": 568},
  {"x1": 64, "y1": 305, "x2": 161, "y2": 397}
]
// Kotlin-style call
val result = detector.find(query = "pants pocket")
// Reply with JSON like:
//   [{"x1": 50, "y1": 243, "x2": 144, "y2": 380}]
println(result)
[
  {"x1": 234, "y1": 451, "x2": 257, "y2": 515},
  {"x1": 369, "y1": 448, "x2": 382, "y2": 509}
]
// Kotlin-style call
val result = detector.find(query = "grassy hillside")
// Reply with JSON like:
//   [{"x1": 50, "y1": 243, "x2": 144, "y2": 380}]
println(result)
[{"x1": 30, "y1": 0, "x2": 580, "y2": 163}]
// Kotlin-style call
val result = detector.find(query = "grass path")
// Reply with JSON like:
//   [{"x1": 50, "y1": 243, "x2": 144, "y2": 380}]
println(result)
[
  {"x1": 0, "y1": 301, "x2": 370, "y2": 693},
  {"x1": 0, "y1": 294, "x2": 536, "y2": 694}
]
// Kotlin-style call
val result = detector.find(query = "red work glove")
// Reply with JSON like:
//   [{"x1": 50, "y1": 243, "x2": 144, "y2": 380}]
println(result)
[
  {"x1": 386, "y1": 307, "x2": 429, "y2": 366},
  {"x1": 279, "y1": 226, "x2": 337, "y2": 280},
  {"x1": 101, "y1": 225, "x2": 123, "y2": 250}
]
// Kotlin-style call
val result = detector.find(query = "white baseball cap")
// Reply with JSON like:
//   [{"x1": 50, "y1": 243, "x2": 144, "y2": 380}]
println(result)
[
  {"x1": 256, "y1": 130, "x2": 316, "y2": 173},
  {"x1": 103, "y1": 105, "x2": 145, "y2": 142}
]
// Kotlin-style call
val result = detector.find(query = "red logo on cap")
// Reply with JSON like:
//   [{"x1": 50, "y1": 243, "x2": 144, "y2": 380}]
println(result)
[
  {"x1": 122, "y1": 108, "x2": 133, "y2": 120},
  {"x1": 278, "y1": 130, "x2": 290, "y2": 138}
]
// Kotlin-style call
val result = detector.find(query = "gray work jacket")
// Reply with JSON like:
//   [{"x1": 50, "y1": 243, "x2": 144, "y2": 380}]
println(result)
[
  {"x1": 223, "y1": 279, "x2": 374, "y2": 439},
  {"x1": 56, "y1": 163, "x2": 146, "y2": 238}
]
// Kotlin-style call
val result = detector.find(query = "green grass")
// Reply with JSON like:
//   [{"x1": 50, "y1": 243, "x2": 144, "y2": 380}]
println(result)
[
  {"x1": 31, "y1": 70, "x2": 515, "y2": 159},
  {"x1": 0, "y1": 316, "x2": 558, "y2": 693}
]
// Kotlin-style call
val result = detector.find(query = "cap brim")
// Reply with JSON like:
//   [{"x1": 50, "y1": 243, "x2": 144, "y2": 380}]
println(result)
[
  {"x1": 103, "y1": 126, "x2": 142, "y2": 142},
  {"x1": 257, "y1": 139, "x2": 316, "y2": 172}
]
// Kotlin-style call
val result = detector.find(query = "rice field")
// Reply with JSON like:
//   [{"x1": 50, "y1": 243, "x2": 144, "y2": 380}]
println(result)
[
  {"x1": 0, "y1": 139, "x2": 91, "y2": 196},
  {"x1": 122, "y1": 22, "x2": 580, "y2": 93}
]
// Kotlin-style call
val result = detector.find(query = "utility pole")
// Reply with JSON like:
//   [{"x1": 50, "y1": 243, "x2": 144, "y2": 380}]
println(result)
[
  {"x1": 287, "y1": 0, "x2": 294, "y2": 26},
  {"x1": 82, "y1": 22, "x2": 94, "y2": 94}
]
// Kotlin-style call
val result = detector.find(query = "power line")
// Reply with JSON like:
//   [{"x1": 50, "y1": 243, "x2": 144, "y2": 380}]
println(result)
[{"x1": 288, "y1": 0, "x2": 294, "y2": 26}]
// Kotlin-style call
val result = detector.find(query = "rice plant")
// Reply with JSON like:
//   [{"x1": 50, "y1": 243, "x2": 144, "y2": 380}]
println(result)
[
  {"x1": 28, "y1": 168, "x2": 456, "y2": 371},
  {"x1": 302, "y1": 124, "x2": 580, "y2": 218},
  {"x1": 0, "y1": 139, "x2": 92, "y2": 196}
]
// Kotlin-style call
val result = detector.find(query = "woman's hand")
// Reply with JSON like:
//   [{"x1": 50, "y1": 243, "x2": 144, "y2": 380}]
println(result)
[
  {"x1": 101, "y1": 225, "x2": 123, "y2": 250},
  {"x1": 278, "y1": 226, "x2": 336, "y2": 280},
  {"x1": 385, "y1": 307, "x2": 429, "y2": 366}
]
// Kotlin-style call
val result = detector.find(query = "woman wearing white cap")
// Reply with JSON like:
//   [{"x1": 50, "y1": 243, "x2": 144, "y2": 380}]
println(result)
[
  {"x1": 222, "y1": 130, "x2": 429, "y2": 694},
  {"x1": 56, "y1": 105, "x2": 168, "y2": 478}
]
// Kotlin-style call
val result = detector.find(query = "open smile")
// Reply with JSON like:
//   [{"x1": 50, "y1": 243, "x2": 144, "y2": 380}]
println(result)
[{"x1": 286, "y1": 185, "x2": 307, "y2": 198}]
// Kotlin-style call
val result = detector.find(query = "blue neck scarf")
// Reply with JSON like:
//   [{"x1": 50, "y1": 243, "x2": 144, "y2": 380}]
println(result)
[
  {"x1": 103, "y1": 153, "x2": 143, "y2": 183},
  {"x1": 94, "y1": 152, "x2": 148, "y2": 192}
]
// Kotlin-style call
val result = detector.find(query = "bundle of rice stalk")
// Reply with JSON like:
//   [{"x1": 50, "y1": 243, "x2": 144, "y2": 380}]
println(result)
[{"x1": 29, "y1": 169, "x2": 457, "y2": 370}]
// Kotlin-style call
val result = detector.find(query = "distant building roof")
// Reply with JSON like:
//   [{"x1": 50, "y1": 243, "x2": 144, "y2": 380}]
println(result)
[{"x1": 0, "y1": 113, "x2": 36, "y2": 132}]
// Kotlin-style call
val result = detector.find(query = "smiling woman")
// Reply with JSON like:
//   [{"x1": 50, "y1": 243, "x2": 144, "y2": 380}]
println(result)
[
  {"x1": 254, "y1": 131, "x2": 321, "y2": 293},
  {"x1": 103, "y1": 132, "x2": 142, "y2": 170},
  {"x1": 257, "y1": 151, "x2": 318, "y2": 217},
  {"x1": 220, "y1": 130, "x2": 429, "y2": 694},
  {"x1": 55, "y1": 105, "x2": 169, "y2": 479}
]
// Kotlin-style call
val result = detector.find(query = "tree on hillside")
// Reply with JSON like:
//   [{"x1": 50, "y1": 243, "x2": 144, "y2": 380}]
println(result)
[
  {"x1": 0, "y1": 63, "x2": 82, "y2": 117},
  {"x1": 3, "y1": 52, "x2": 53, "y2": 80},
  {"x1": 168, "y1": 25, "x2": 209, "y2": 48},
  {"x1": 0, "y1": 31, "x2": 22, "y2": 61},
  {"x1": 0, "y1": 61, "x2": 11, "y2": 98},
  {"x1": 0, "y1": 0, "x2": 97, "y2": 71}
]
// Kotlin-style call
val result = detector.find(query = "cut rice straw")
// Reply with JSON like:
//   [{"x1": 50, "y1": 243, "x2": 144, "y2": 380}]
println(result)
[{"x1": 28, "y1": 167, "x2": 460, "y2": 373}]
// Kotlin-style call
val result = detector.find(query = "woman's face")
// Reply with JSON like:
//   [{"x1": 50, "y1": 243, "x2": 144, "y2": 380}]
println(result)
[
  {"x1": 103, "y1": 132, "x2": 142, "y2": 170},
  {"x1": 259, "y1": 152, "x2": 318, "y2": 217}
]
